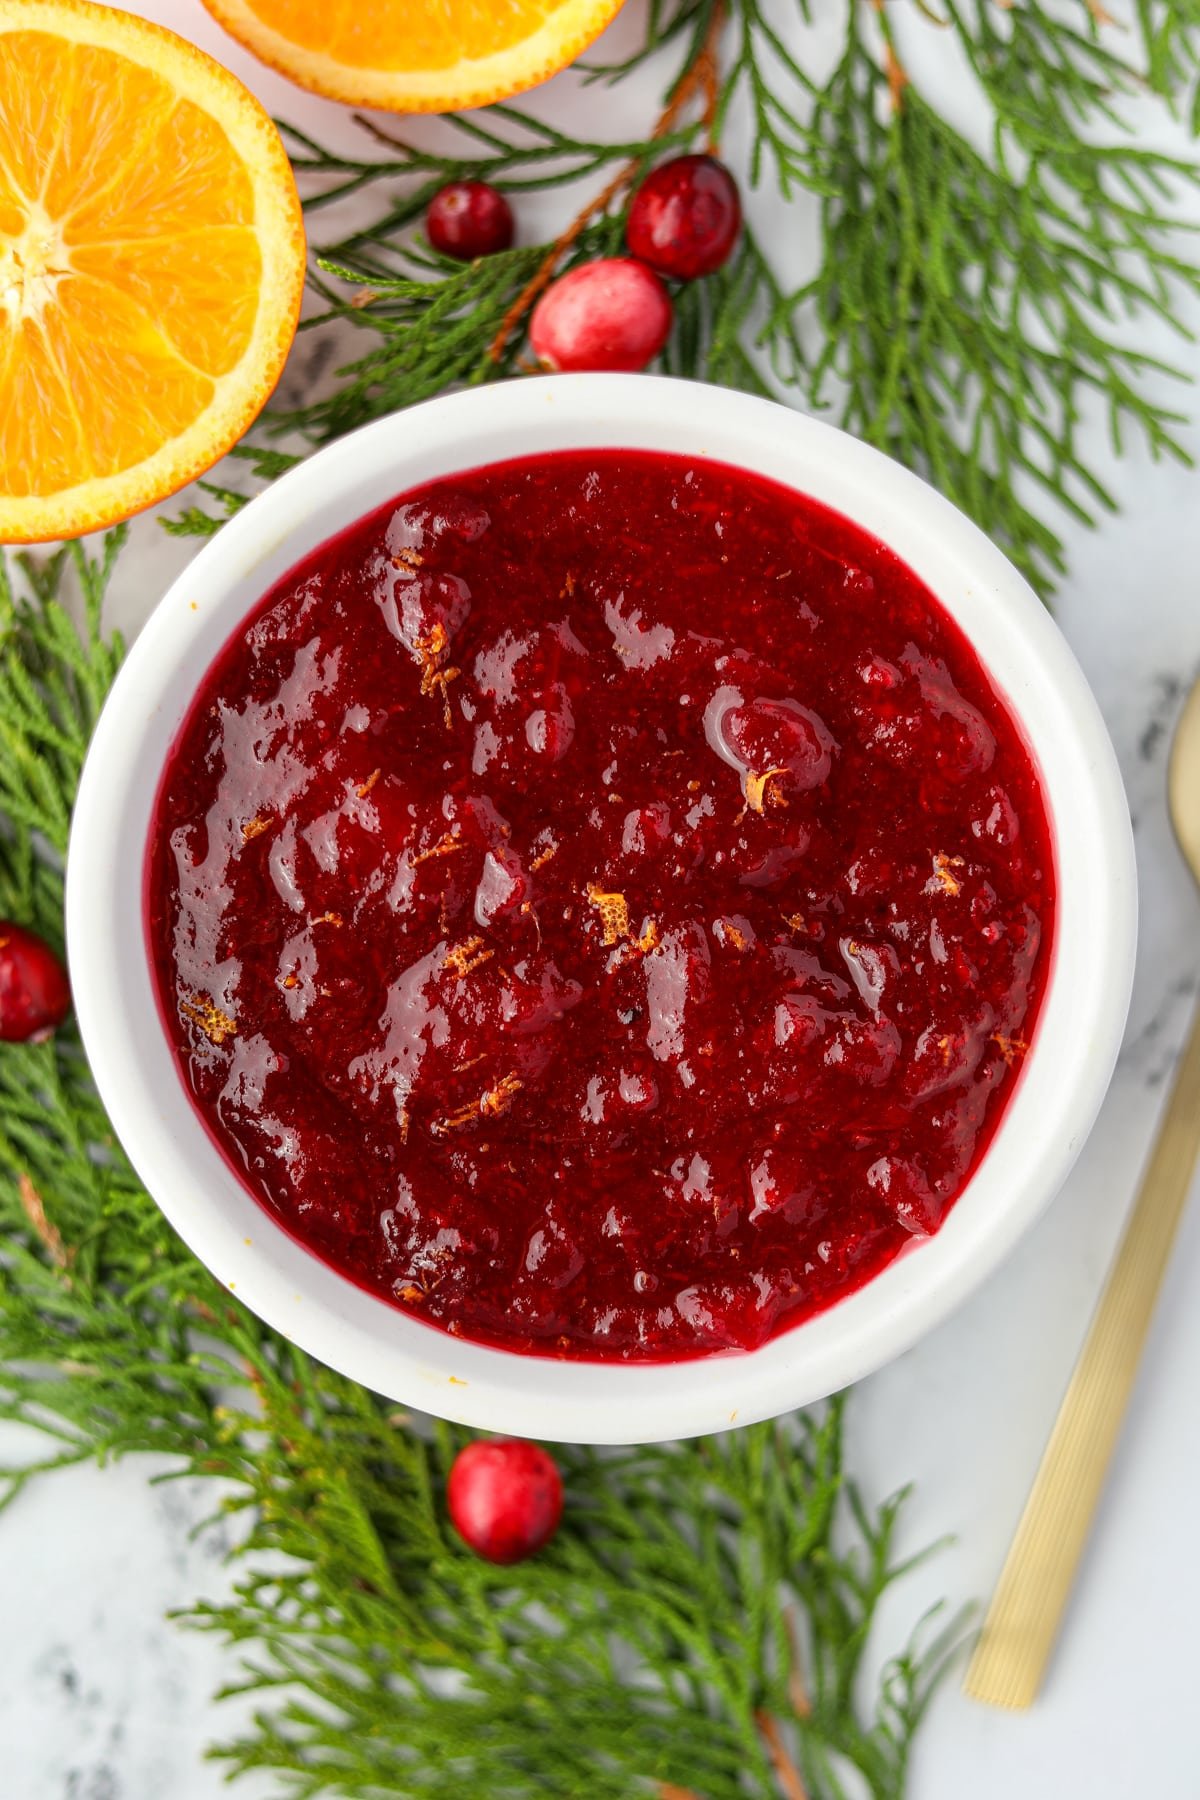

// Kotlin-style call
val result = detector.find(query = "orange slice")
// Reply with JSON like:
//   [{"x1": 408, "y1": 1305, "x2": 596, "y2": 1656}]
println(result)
[
  {"x1": 199, "y1": 0, "x2": 626, "y2": 113},
  {"x1": 0, "y1": 0, "x2": 305, "y2": 544}
]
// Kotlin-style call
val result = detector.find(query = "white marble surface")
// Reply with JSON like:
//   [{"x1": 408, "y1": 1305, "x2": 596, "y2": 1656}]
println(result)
[{"x1": 4, "y1": 3, "x2": 1200, "y2": 1795}]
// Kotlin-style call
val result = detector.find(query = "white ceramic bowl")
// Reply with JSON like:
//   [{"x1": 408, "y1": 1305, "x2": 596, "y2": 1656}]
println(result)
[{"x1": 67, "y1": 375, "x2": 1136, "y2": 1444}]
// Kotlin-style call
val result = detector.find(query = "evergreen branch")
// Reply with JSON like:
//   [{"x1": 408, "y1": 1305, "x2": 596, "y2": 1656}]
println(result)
[
  {"x1": 231, "y1": 443, "x2": 305, "y2": 481},
  {"x1": 664, "y1": 223, "x2": 800, "y2": 394},
  {"x1": 160, "y1": 482, "x2": 251, "y2": 538},
  {"x1": 756, "y1": 0, "x2": 1200, "y2": 591},
  {"x1": 721, "y1": 0, "x2": 826, "y2": 196},
  {"x1": 274, "y1": 244, "x2": 550, "y2": 442},
  {"x1": 0, "y1": 531, "x2": 125, "y2": 868},
  {"x1": 1132, "y1": 0, "x2": 1200, "y2": 114}
]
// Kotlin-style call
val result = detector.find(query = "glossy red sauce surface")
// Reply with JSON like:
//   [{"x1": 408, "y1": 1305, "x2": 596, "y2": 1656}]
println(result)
[{"x1": 147, "y1": 451, "x2": 1054, "y2": 1361}]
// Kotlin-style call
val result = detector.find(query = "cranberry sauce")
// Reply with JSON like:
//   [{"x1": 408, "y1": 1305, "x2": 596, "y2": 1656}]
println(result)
[{"x1": 147, "y1": 451, "x2": 1054, "y2": 1361}]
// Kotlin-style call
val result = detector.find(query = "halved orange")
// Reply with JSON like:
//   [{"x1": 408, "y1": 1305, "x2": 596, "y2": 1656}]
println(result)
[
  {"x1": 199, "y1": 0, "x2": 626, "y2": 113},
  {"x1": 0, "y1": 0, "x2": 306, "y2": 544}
]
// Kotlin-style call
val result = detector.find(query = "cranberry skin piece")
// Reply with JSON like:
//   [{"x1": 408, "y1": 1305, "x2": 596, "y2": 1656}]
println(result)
[
  {"x1": 0, "y1": 922, "x2": 71, "y2": 1042},
  {"x1": 448, "y1": 1438, "x2": 564, "y2": 1564},
  {"x1": 626, "y1": 154, "x2": 742, "y2": 280},
  {"x1": 426, "y1": 182, "x2": 514, "y2": 261},
  {"x1": 530, "y1": 259, "x2": 673, "y2": 374}
]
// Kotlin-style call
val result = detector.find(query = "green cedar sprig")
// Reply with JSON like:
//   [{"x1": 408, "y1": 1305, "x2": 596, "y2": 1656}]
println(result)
[
  {"x1": 776, "y1": 0, "x2": 1200, "y2": 589},
  {"x1": 1134, "y1": 0, "x2": 1200, "y2": 122},
  {"x1": 0, "y1": 538, "x2": 962, "y2": 1796}
]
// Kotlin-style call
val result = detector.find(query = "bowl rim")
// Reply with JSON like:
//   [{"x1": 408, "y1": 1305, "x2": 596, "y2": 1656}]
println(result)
[{"x1": 66, "y1": 373, "x2": 1137, "y2": 1444}]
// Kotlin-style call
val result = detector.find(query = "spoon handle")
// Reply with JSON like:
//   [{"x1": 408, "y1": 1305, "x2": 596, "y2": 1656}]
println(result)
[{"x1": 964, "y1": 996, "x2": 1200, "y2": 1710}]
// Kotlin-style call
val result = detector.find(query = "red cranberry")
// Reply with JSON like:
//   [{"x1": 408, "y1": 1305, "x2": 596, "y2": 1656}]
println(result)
[
  {"x1": 0, "y1": 922, "x2": 71, "y2": 1043},
  {"x1": 530, "y1": 258, "x2": 672, "y2": 373},
  {"x1": 426, "y1": 182, "x2": 514, "y2": 261},
  {"x1": 722, "y1": 696, "x2": 835, "y2": 794},
  {"x1": 447, "y1": 1438, "x2": 564, "y2": 1564},
  {"x1": 626, "y1": 154, "x2": 742, "y2": 280},
  {"x1": 524, "y1": 686, "x2": 575, "y2": 761},
  {"x1": 866, "y1": 1155, "x2": 944, "y2": 1237}
]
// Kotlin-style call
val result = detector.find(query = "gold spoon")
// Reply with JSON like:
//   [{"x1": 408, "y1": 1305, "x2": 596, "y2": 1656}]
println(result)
[{"x1": 964, "y1": 672, "x2": 1200, "y2": 1710}]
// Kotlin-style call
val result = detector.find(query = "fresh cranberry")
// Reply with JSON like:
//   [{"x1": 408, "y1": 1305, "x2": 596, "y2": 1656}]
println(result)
[
  {"x1": 426, "y1": 182, "x2": 514, "y2": 261},
  {"x1": 529, "y1": 258, "x2": 672, "y2": 373},
  {"x1": 447, "y1": 1438, "x2": 564, "y2": 1564},
  {"x1": 372, "y1": 562, "x2": 472, "y2": 659},
  {"x1": 626, "y1": 154, "x2": 742, "y2": 280},
  {"x1": 0, "y1": 922, "x2": 71, "y2": 1043},
  {"x1": 721, "y1": 695, "x2": 835, "y2": 794},
  {"x1": 866, "y1": 1155, "x2": 945, "y2": 1237}
]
